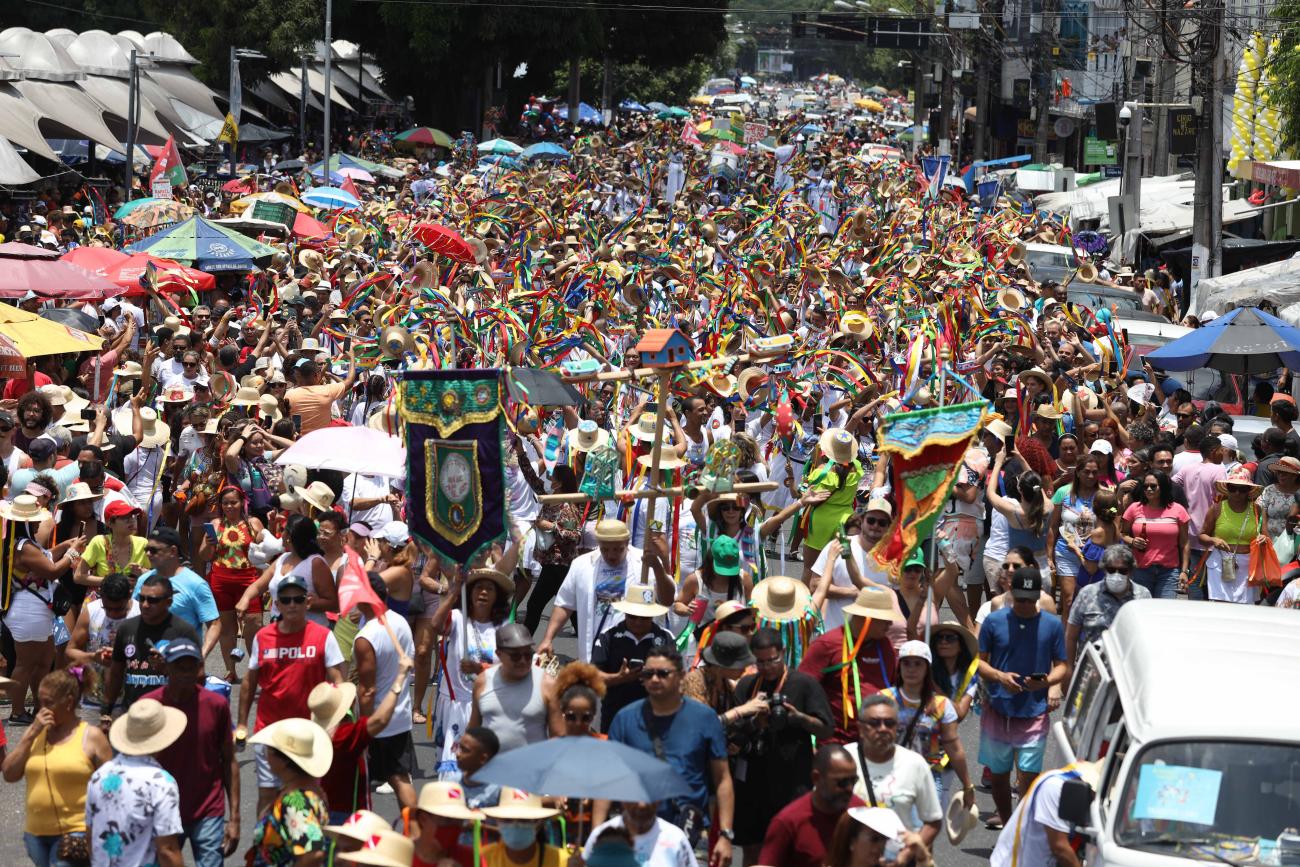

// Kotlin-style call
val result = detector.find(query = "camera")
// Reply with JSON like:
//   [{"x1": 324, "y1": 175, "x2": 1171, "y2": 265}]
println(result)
[{"x1": 768, "y1": 692, "x2": 789, "y2": 727}]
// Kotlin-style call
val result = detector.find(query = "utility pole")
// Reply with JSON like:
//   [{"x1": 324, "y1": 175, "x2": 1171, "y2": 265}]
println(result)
[
  {"x1": 299, "y1": 53, "x2": 309, "y2": 156},
  {"x1": 125, "y1": 48, "x2": 138, "y2": 193},
  {"x1": 1032, "y1": 0, "x2": 1059, "y2": 164},
  {"x1": 322, "y1": 0, "x2": 334, "y2": 181},
  {"x1": 912, "y1": 52, "x2": 926, "y2": 158},
  {"x1": 1151, "y1": 55, "x2": 1175, "y2": 176},
  {"x1": 1190, "y1": 0, "x2": 1224, "y2": 288}
]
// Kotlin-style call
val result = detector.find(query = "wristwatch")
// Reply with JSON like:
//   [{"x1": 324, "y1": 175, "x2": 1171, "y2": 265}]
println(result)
[{"x1": 718, "y1": 828, "x2": 735, "y2": 842}]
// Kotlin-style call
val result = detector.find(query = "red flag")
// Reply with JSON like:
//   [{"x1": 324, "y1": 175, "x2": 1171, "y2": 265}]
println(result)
[
  {"x1": 337, "y1": 547, "x2": 386, "y2": 619},
  {"x1": 681, "y1": 122, "x2": 702, "y2": 147},
  {"x1": 340, "y1": 175, "x2": 361, "y2": 199},
  {"x1": 149, "y1": 135, "x2": 187, "y2": 189}
]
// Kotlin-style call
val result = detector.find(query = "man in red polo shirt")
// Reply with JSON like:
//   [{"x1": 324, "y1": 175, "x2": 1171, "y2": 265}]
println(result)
[
  {"x1": 236, "y1": 574, "x2": 344, "y2": 816},
  {"x1": 760, "y1": 745, "x2": 866, "y2": 867}
]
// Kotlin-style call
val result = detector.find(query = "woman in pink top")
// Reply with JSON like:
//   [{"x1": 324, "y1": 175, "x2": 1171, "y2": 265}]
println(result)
[{"x1": 1120, "y1": 470, "x2": 1190, "y2": 599}]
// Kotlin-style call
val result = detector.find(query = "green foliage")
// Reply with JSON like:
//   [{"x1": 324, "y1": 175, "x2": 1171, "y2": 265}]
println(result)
[
  {"x1": 553, "y1": 57, "x2": 719, "y2": 106},
  {"x1": 1271, "y1": 0, "x2": 1300, "y2": 151}
]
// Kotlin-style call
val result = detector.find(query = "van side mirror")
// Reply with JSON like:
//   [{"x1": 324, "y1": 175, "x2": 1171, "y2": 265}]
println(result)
[{"x1": 1059, "y1": 778, "x2": 1095, "y2": 827}]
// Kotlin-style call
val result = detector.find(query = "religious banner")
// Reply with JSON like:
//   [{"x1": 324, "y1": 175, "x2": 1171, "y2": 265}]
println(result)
[
  {"x1": 869, "y1": 400, "x2": 989, "y2": 576},
  {"x1": 401, "y1": 369, "x2": 508, "y2": 565}
]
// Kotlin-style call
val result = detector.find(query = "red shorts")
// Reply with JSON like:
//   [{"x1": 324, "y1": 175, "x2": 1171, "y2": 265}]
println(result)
[{"x1": 209, "y1": 563, "x2": 262, "y2": 613}]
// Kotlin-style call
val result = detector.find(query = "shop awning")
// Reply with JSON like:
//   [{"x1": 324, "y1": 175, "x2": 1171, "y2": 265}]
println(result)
[
  {"x1": 0, "y1": 137, "x2": 40, "y2": 185},
  {"x1": 12, "y1": 79, "x2": 122, "y2": 151},
  {"x1": 1237, "y1": 159, "x2": 1300, "y2": 190},
  {"x1": 0, "y1": 84, "x2": 60, "y2": 161}
]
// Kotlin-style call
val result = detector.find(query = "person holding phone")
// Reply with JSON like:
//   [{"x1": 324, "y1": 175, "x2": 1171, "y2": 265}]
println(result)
[{"x1": 975, "y1": 567, "x2": 1068, "y2": 830}]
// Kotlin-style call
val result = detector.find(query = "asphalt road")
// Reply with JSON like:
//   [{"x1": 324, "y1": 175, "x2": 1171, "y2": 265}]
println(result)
[{"x1": 0, "y1": 603, "x2": 1058, "y2": 866}]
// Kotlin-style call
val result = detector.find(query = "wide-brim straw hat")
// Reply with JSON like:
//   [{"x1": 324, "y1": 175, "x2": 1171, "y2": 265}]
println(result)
[
  {"x1": 109, "y1": 698, "x2": 187, "y2": 756},
  {"x1": 1215, "y1": 465, "x2": 1262, "y2": 499},
  {"x1": 59, "y1": 482, "x2": 104, "y2": 505},
  {"x1": 1017, "y1": 367, "x2": 1055, "y2": 394},
  {"x1": 819, "y1": 427, "x2": 858, "y2": 465},
  {"x1": 628, "y1": 412, "x2": 659, "y2": 442},
  {"x1": 258, "y1": 395, "x2": 284, "y2": 422},
  {"x1": 417, "y1": 781, "x2": 481, "y2": 821},
  {"x1": 467, "y1": 567, "x2": 515, "y2": 596},
  {"x1": 750, "y1": 575, "x2": 812, "y2": 623},
  {"x1": 984, "y1": 418, "x2": 1014, "y2": 443},
  {"x1": 115, "y1": 406, "x2": 170, "y2": 448},
  {"x1": 945, "y1": 789, "x2": 980, "y2": 844},
  {"x1": 294, "y1": 481, "x2": 336, "y2": 512},
  {"x1": 570, "y1": 420, "x2": 610, "y2": 454},
  {"x1": 0, "y1": 495, "x2": 51, "y2": 523},
  {"x1": 737, "y1": 366, "x2": 770, "y2": 402},
  {"x1": 843, "y1": 586, "x2": 904, "y2": 622},
  {"x1": 336, "y1": 830, "x2": 414, "y2": 867},
  {"x1": 308, "y1": 681, "x2": 358, "y2": 732},
  {"x1": 637, "y1": 444, "x2": 686, "y2": 470},
  {"x1": 325, "y1": 810, "x2": 391, "y2": 844},
  {"x1": 248, "y1": 717, "x2": 334, "y2": 778},
  {"x1": 1274, "y1": 456, "x2": 1300, "y2": 476},
  {"x1": 840, "y1": 310, "x2": 874, "y2": 340},
  {"x1": 230, "y1": 386, "x2": 261, "y2": 407},
  {"x1": 931, "y1": 620, "x2": 978, "y2": 660},
  {"x1": 482, "y1": 787, "x2": 560, "y2": 820},
  {"x1": 611, "y1": 581, "x2": 669, "y2": 618}
]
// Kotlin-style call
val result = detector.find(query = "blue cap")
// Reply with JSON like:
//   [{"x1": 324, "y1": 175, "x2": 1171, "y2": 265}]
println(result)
[
  {"x1": 1161, "y1": 377, "x2": 1185, "y2": 393},
  {"x1": 161, "y1": 638, "x2": 201, "y2": 663}
]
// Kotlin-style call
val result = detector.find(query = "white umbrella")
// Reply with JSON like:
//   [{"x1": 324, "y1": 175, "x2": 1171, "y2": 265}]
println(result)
[{"x1": 275, "y1": 426, "x2": 406, "y2": 479}]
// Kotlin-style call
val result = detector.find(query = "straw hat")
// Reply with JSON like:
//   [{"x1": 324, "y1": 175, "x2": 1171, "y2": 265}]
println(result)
[
  {"x1": 109, "y1": 698, "x2": 186, "y2": 756},
  {"x1": 482, "y1": 787, "x2": 561, "y2": 820},
  {"x1": 984, "y1": 418, "x2": 1014, "y2": 443},
  {"x1": 819, "y1": 427, "x2": 858, "y2": 465},
  {"x1": 594, "y1": 519, "x2": 630, "y2": 542},
  {"x1": 466, "y1": 567, "x2": 514, "y2": 596},
  {"x1": 945, "y1": 790, "x2": 980, "y2": 844},
  {"x1": 230, "y1": 386, "x2": 261, "y2": 407},
  {"x1": 1017, "y1": 367, "x2": 1055, "y2": 394},
  {"x1": 294, "y1": 481, "x2": 336, "y2": 512},
  {"x1": 931, "y1": 620, "x2": 978, "y2": 659},
  {"x1": 336, "y1": 831, "x2": 414, "y2": 867},
  {"x1": 750, "y1": 575, "x2": 812, "y2": 623},
  {"x1": 843, "y1": 586, "x2": 904, "y2": 622},
  {"x1": 737, "y1": 367, "x2": 770, "y2": 402},
  {"x1": 324, "y1": 810, "x2": 391, "y2": 844},
  {"x1": 159, "y1": 385, "x2": 194, "y2": 404},
  {"x1": 1214, "y1": 465, "x2": 1262, "y2": 499},
  {"x1": 628, "y1": 412, "x2": 660, "y2": 442},
  {"x1": 1274, "y1": 456, "x2": 1300, "y2": 476},
  {"x1": 637, "y1": 444, "x2": 686, "y2": 470},
  {"x1": 113, "y1": 360, "x2": 144, "y2": 379},
  {"x1": 611, "y1": 580, "x2": 669, "y2": 618},
  {"x1": 258, "y1": 394, "x2": 284, "y2": 422},
  {"x1": 60, "y1": 482, "x2": 104, "y2": 505},
  {"x1": 417, "y1": 781, "x2": 481, "y2": 820},
  {"x1": 708, "y1": 371, "x2": 737, "y2": 399},
  {"x1": 298, "y1": 248, "x2": 326, "y2": 273},
  {"x1": 569, "y1": 419, "x2": 610, "y2": 453},
  {"x1": 113, "y1": 406, "x2": 170, "y2": 448},
  {"x1": 840, "y1": 311, "x2": 874, "y2": 341},
  {"x1": 0, "y1": 495, "x2": 51, "y2": 524},
  {"x1": 248, "y1": 717, "x2": 334, "y2": 777},
  {"x1": 308, "y1": 681, "x2": 358, "y2": 732},
  {"x1": 1034, "y1": 403, "x2": 1063, "y2": 421}
]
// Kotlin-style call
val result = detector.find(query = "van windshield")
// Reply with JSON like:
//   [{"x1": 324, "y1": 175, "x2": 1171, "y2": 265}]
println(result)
[{"x1": 1115, "y1": 740, "x2": 1300, "y2": 863}]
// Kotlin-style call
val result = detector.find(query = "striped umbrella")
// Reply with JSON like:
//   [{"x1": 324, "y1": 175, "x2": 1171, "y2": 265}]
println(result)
[
  {"x1": 395, "y1": 126, "x2": 453, "y2": 147},
  {"x1": 126, "y1": 216, "x2": 279, "y2": 272}
]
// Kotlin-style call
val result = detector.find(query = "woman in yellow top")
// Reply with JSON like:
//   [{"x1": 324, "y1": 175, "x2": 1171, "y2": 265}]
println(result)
[
  {"x1": 74, "y1": 500, "x2": 149, "y2": 589},
  {"x1": 801, "y1": 428, "x2": 864, "y2": 579},
  {"x1": 1, "y1": 668, "x2": 112, "y2": 863},
  {"x1": 481, "y1": 787, "x2": 569, "y2": 867},
  {"x1": 1199, "y1": 466, "x2": 1265, "y2": 605}
]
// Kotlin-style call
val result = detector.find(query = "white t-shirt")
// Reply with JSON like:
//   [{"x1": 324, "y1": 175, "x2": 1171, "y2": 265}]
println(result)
[
  {"x1": 989, "y1": 771, "x2": 1072, "y2": 867},
  {"x1": 811, "y1": 536, "x2": 896, "y2": 630},
  {"x1": 849, "y1": 744, "x2": 943, "y2": 831},
  {"x1": 554, "y1": 547, "x2": 645, "y2": 663},
  {"x1": 356, "y1": 614, "x2": 414, "y2": 738},
  {"x1": 340, "y1": 473, "x2": 395, "y2": 529},
  {"x1": 1171, "y1": 451, "x2": 1202, "y2": 477},
  {"x1": 584, "y1": 815, "x2": 698, "y2": 867}
]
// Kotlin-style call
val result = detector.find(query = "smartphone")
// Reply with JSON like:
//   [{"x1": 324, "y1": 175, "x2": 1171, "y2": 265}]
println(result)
[
  {"x1": 628, "y1": 659, "x2": 644, "y2": 670},
  {"x1": 292, "y1": 413, "x2": 302, "y2": 434},
  {"x1": 342, "y1": 335, "x2": 352, "y2": 353},
  {"x1": 203, "y1": 522, "x2": 218, "y2": 544},
  {"x1": 80, "y1": 407, "x2": 97, "y2": 422},
  {"x1": 1026, "y1": 672, "x2": 1049, "y2": 682}
]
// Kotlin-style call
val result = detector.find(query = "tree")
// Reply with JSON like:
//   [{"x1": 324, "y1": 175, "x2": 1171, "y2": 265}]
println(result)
[{"x1": 1270, "y1": 0, "x2": 1300, "y2": 151}]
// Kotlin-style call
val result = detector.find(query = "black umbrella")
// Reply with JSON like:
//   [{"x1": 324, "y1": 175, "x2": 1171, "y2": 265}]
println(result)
[
  {"x1": 274, "y1": 158, "x2": 306, "y2": 171},
  {"x1": 506, "y1": 368, "x2": 584, "y2": 406},
  {"x1": 40, "y1": 307, "x2": 100, "y2": 333}
]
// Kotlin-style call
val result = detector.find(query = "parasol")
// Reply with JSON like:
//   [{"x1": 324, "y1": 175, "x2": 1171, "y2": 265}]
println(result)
[
  {"x1": 395, "y1": 126, "x2": 453, "y2": 148},
  {"x1": 0, "y1": 243, "x2": 125, "y2": 300},
  {"x1": 274, "y1": 426, "x2": 406, "y2": 479},
  {"x1": 301, "y1": 186, "x2": 361, "y2": 211},
  {"x1": 410, "y1": 223, "x2": 476, "y2": 264},
  {"x1": 119, "y1": 199, "x2": 195, "y2": 229},
  {"x1": 126, "y1": 216, "x2": 279, "y2": 272}
]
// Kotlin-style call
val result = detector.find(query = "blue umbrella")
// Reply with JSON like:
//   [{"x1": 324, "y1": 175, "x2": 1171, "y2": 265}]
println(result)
[
  {"x1": 619, "y1": 99, "x2": 650, "y2": 113},
  {"x1": 473, "y1": 736, "x2": 691, "y2": 802},
  {"x1": 1146, "y1": 307, "x2": 1300, "y2": 376},
  {"x1": 646, "y1": 101, "x2": 670, "y2": 113},
  {"x1": 477, "y1": 155, "x2": 522, "y2": 171},
  {"x1": 522, "y1": 142, "x2": 570, "y2": 162},
  {"x1": 555, "y1": 102, "x2": 603, "y2": 124},
  {"x1": 301, "y1": 186, "x2": 361, "y2": 211}
]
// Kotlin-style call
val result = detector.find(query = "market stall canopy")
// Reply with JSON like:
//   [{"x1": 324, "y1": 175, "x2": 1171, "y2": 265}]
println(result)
[
  {"x1": 0, "y1": 85, "x2": 61, "y2": 161},
  {"x1": 12, "y1": 79, "x2": 124, "y2": 151},
  {"x1": 0, "y1": 242, "x2": 125, "y2": 299},
  {"x1": 267, "y1": 71, "x2": 325, "y2": 112},
  {"x1": 1188, "y1": 257, "x2": 1300, "y2": 323},
  {"x1": 0, "y1": 136, "x2": 39, "y2": 185},
  {"x1": 126, "y1": 216, "x2": 279, "y2": 272},
  {"x1": 0, "y1": 303, "x2": 104, "y2": 358}
]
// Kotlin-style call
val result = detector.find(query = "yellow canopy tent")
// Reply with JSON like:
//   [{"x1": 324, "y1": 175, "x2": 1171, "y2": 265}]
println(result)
[{"x1": 0, "y1": 305, "x2": 103, "y2": 358}]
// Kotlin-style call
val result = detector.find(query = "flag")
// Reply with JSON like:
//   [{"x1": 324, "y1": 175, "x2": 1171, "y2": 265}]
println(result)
[
  {"x1": 337, "y1": 547, "x2": 387, "y2": 618},
  {"x1": 920, "y1": 154, "x2": 951, "y2": 200},
  {"x1": 401, "y1": 369, "x2": 508, "y2": 566},
  {"x1": 340, "y1": 175, "x2": 360, "y2": 200},
  {"x1": 869, "y1": 400, "x2": 989, "y2": 577},
  {"x1": 218, "y1": 113, "x2": 239, "y2": 147},
  {"x1": 681, "y1": 122, "x2": 702, "y2": 147},
  {"x1": 149, "y1": 135, "x2": 188, "y2": 190},
  {"x1": 977, "y1": 176, "x2": 1001, "y2": 211}
]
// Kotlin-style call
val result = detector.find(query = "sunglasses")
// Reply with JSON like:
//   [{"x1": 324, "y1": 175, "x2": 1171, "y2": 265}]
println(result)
[
  {"x1": 639, "y1": 668, "x2": 677, "y2": 681},
  {"x1": 934, "y1": 632, "x2": 960, "y2": 643},
  {"x1": 183, "y1": 362, "x2": 199, "y2": 368},
  {"x1": 1106, "y1": 566, "x2": 1132, "y2": 575},
  {"x1": 0, "y1": 425, "x2": 12, "y2": 433},
  {"x1": 1143, "y1": 482, "x2": 1160, "y2": 489},
  {"x1": 277, "y1": 595, "x2": 308, "y2": 606},
  {"x1": 862, "y1": 517, "x2": 889, "y2": 528},
  {"x1": 861, "y1": 717, "x2": 897, "y2": 729},
  {"x1": 1176, "y1": 412, "x2": 1194, "y2": 420},
  {"x1": 831, "y1": 776, "x2": 858, "y2": 790},
  {"x1": 139, "y1": 594, "x2": 171, "y2": 606},
  {"x1": 563, "y1": 710, "x2": 594, "y2": 723}
]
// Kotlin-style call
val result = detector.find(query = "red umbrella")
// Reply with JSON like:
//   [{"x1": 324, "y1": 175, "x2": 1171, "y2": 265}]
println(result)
[
  {"x1": 0, "y1": 243, "x2": 125, "y2": 300},
  {"x1": 62, "y1": 248, "x2": 215, "y2": 295},
  {"x1": 293, "y1": 211, "x2": 330, "y2": 241},
  {"x1": 410, "y1": 223, "x2": 476, "y2": 264},
  {"x1": 0, "y1": 331, "x2": 24, "y2": 377}
]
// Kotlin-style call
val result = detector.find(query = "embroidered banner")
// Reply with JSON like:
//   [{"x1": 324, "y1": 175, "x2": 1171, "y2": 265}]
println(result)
[{"x1": 401, "y1": 369, "x2": 507, "y2": 565}]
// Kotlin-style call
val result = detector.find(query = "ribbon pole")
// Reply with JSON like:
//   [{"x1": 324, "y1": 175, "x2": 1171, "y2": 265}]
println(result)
[{"x1": 924, "y1": 349, "x2": 951, "y2": 645}]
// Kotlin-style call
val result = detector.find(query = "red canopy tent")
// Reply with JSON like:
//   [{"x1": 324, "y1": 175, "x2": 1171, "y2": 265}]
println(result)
[{"x1": 0, "y1": 242, "x2": 125, "y2": 300}]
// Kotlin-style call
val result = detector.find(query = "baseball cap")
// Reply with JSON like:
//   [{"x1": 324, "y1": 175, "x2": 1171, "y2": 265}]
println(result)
[
  {"x1": 376, "y1": 521, "x2": 410, "y2": 547},
  {"x1": 161, "y1": 638, "x2": 201, "y2": 663},
  {"x1": 104, "y1": 500, "x2": 141, "y2": 521},
  {"x1": 903, "y1": 548, "x2": 927, "y2": 570},
  {"x1": 1090, "y1": 439, "x2": 1113, "y2": 455},
  {"x1": 1011, "y1": 569, "x2": 1042, "y2": 601},
  {"x1": 348, "y1": 522, "x2": 373, "y2": 538},
  {"x1": 27, "y1": 437, "x2": 56, "y2": 460},
  {"x1": 277, "y1": 574, "x2": 310, "y2": 596},
  {"x1": 1218, "y1": 433, "x2": 1238, "y2": 453},
  {"x1": 897, "y1": 639, "x2": 933, "y2": 664},
  {"x1": 864, "y1": 498, "x2": 893, "y2": 517},
  {"x1": 710, "y1": 535, "x2": 741, "y2": 577},
  {"x1": 495, "y1": 623, "x2": 533, "y2": 650}
]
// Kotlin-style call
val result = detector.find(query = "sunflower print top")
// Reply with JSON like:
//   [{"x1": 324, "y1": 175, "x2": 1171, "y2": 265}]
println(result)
[{"x1": 212, "y1": 519, "x2": 255, "y2": 570}]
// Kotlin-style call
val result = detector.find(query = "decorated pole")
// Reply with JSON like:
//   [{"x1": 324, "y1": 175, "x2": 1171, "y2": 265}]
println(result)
[{"x1": 639, "y1": 366, "x2": 672, "y2": 585}]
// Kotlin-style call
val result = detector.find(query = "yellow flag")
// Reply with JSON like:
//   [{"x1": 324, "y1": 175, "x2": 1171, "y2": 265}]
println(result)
[{"x1": 218, "y1": 113, "x2": 239, "y2": 146}]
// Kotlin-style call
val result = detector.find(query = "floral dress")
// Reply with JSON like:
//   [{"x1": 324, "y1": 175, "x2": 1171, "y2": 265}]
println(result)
[{"x1": 251, "y1": 787, "x2": 329, "y2": 866}]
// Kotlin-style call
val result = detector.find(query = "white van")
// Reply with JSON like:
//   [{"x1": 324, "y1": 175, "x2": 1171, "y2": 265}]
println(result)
[{"x1": 1054, "y1": 599, "x2": 1300, "y2": 865}]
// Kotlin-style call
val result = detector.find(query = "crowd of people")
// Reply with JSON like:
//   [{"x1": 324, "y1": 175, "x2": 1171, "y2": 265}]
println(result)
[{"x1": 0, "y1": 76, "x2": 1292, "y2": 867}]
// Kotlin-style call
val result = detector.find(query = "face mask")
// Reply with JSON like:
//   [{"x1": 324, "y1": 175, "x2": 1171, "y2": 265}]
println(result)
[
  {"x1": 1104, "y1": 572, "x2": 1130, "y2": 596},
  {"x1": 497, "y1": 823, "x2": 538, "y2": 850}
]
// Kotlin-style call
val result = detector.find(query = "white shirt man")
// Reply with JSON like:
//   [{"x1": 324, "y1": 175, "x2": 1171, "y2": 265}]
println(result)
[{"x1": 585, "y1": 809, "x2": 698, "y2": 867}]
